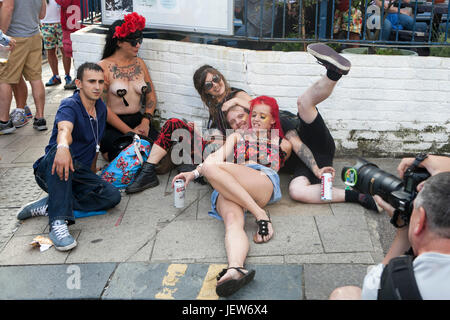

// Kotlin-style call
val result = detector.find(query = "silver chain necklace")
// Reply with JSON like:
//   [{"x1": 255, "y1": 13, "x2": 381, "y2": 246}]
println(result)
[{"x1": 88, "y1": 108, "x2": 100, "y2": 153}]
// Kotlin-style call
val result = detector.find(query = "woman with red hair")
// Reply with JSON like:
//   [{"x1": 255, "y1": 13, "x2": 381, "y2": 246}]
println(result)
[{"x1": 172, "y1": 95, "x2": 292, "y2": 297}]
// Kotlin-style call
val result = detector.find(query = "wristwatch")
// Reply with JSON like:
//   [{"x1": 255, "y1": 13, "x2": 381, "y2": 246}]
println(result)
[
  {"x1": 411, "y1": 153, "x2": 428, "y2": 169},
  {"x1": 143, "y1": 112, "x2": 153, "y2": 121}
]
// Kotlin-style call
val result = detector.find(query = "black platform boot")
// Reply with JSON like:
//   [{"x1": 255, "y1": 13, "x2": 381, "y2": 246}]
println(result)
[{"x1": 125, "y1": 162, "x2": 159, "y2": 194}]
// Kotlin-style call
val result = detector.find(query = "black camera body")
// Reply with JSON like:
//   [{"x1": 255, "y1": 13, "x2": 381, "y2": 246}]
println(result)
[{"x1": 342, "y1": 157, "x2": 430, "y2": 227}]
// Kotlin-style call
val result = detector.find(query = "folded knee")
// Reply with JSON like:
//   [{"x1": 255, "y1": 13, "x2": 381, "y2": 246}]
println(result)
[{"x1": 200, "y1": 161, "x2": 219, "y2": 179}]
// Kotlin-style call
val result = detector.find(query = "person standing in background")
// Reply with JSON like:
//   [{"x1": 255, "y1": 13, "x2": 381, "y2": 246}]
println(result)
[
  {"x1": 55, "y1": 0, "x2": 87, "y2": 90},
  {"x1": 0, "y1": 0, "x2": 47, "y2": 134}
]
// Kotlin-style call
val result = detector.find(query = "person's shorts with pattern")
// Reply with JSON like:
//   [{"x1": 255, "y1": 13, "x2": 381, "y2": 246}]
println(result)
[
  {"x1": 333, "y1": 8, "x2": 363, "y2": 34},
  {"x1": 41, "y1": 23, "x2": 63, "y2": 50}
]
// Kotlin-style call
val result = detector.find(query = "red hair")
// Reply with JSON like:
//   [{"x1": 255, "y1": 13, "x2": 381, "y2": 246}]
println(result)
[{"x1": 249, "y1": 96, "x2": 284, "y2": 139}]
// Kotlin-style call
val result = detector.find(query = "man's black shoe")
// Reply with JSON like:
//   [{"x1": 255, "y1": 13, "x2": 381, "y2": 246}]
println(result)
[{"x1": 125, "y1": 162, "x2": 159, "y2": 194}]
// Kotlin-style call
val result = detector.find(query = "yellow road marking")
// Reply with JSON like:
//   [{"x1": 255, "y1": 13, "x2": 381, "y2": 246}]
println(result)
[
  {"x1": 196, "y1": 264, "x2": 227, "y2": 300},
  {"x1": 155, "y1": 264, "x2": 188, "y2": 299}
]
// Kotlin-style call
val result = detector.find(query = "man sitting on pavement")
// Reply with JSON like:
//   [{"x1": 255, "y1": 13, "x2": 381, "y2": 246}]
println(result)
[{"x1": 16, "y1": 62, "x2": 121, "y2": 251}]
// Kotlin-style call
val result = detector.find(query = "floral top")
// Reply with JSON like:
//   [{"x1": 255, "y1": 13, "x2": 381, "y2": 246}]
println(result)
[{"x1": 234, "y1": 134, "x2": 287, "y2": 171}]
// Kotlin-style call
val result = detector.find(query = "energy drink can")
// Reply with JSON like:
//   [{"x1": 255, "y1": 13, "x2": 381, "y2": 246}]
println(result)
[
  {"x1": 174, "y1": 179, "x2": 185, "y2": 208},
  {"x1": 321, "y1": 173, "x2": 333, "y2": 201}
]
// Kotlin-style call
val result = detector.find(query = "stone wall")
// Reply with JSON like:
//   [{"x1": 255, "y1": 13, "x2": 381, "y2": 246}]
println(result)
[{"x1": 71, "y1": 26, "x2": 450, "y2": 157}]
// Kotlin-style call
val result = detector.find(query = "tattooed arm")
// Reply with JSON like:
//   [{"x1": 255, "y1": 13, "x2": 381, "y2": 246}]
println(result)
[
  {"x1": 285, "y1": 129, "x2": 321, "y2": 178},
  {"x1": 285, "y1": 129, "x2": 336, "y2": 179},
  {"x1": 140, "y1": 58, "x2": 157, "y2": 115}
]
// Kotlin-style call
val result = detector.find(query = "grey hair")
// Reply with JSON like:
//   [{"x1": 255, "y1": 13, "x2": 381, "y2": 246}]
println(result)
[{"x1": 414, "y1": 171, "x2": 450, "y2": 238}]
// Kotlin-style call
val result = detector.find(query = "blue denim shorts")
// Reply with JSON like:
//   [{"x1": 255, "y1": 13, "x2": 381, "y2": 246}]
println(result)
[{"x1": 208, "y1": 163, "x2": 282, "y2": 221}]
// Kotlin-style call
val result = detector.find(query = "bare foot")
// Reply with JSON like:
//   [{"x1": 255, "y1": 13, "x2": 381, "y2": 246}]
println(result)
[{"x1": 216, "y1": 268, "x2": 247, "y2": 286}]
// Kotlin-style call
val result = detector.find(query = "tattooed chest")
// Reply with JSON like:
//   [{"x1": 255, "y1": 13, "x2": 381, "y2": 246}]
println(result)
[{"x1": 110, "y1": 63, "x2": 143, "y2": 81}]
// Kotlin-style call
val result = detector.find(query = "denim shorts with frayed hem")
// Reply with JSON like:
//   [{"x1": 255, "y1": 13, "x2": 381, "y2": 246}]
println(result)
[{"x1": 208, "y1": 163, "x2": 281, "y2": 221}]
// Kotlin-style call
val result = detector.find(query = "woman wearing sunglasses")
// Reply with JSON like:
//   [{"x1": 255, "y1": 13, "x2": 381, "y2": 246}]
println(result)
[
  {"x1": 97, "y1": 13, "x2": 158, "y2": 161},
  {"x1": 125, "y1": 64, "x2": 254, "y2": 194}
]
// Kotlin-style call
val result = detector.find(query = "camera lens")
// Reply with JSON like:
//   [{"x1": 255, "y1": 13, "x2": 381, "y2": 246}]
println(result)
[{"x1": 343, "y1": 158, "x2": 403, "y2": 198}]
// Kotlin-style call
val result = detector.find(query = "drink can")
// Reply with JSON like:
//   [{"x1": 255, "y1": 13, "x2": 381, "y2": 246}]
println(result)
[
  {"x1": 174, "y1": 179, "x2": 185, "y2": 208},
  {"x1": 321, "y1": 173, "x2": 333, "y2": 201}
]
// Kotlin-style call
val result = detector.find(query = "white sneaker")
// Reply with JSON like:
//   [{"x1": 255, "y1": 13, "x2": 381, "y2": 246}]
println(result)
[{"x1": 9, "y1": 108, "x2": 29, "y2": 128}]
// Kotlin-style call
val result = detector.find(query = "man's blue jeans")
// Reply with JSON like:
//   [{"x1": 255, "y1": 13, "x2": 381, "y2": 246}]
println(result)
[{"x1": 34, "y1": 145, "x2": 121, "y2": 225}]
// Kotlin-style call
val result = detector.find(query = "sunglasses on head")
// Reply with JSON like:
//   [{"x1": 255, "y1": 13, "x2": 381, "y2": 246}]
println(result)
[
  {"x1": 204, "y1": 75, "x2": 221, "y2": 91},
  {"x1": 125, "y1": 37, "x2": 143, "y2": 47}
]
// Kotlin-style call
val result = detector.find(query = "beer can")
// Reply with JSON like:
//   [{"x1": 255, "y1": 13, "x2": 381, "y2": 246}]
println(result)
[
  {"x1": 174, "y1": 179, "x2": 185, "y2": 208},
  {"x1": 321, "y1": 173, "x2": 333, "y2": 201}
]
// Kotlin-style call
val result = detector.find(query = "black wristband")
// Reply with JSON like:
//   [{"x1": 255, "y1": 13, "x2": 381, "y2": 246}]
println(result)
[{"x1": 143, "y1": 112, "x2": 153, "y2": 121}]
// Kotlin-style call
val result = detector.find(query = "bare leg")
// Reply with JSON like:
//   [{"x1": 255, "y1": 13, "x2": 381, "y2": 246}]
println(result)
[
  {"x1": 12, "y1": 76, "x2": 28, "y2": 109},
  {"x1": 297, "y1": 75, "x2": 337, "y2": 124},
  {"x1": 47, "y1": 48, "x2": 59, "y2": 77},
  {"x1": 216, "y1": 195, "x2": 249, "y2": 285},
  {"x1": 147, "y1": 144, "x2": 168, "y2": 164},
  {"x1": 289, "y1": 176, "x2": 346, "y2": 204},
  {"x1": 29, "y1": 79, "x2": 45, "y2": 119},
  {"x1": 201, "y1": 162, "x2": 273, "y2": 242},
  {"x1": 0, "y1": 83, "x2": 13, "y2": 122},
  {"x1": 62, "y1": 52, "x2": 71, "y2": 76}
]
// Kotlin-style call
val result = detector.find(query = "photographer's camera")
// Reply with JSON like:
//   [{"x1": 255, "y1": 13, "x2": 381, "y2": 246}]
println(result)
[{"x1": 341, "y1": 154, "x2": 430, "y2": 227}]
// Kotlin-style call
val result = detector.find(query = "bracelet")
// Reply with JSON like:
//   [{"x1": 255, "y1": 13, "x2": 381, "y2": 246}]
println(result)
[
  {"x1": 193, "y1": 169, "x2": 200, "y2": 179},
  {"x1": 57, "y1": 144, "x2": 70, "y2": 150},
  {"x1": 197, "y1": 163, "x2": 203, "y2": 176}
]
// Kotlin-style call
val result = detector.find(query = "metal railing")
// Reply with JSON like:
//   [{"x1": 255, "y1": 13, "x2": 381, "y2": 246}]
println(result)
[{"x1": 80, "y1": 0, "x2": 449, "y2": 49}]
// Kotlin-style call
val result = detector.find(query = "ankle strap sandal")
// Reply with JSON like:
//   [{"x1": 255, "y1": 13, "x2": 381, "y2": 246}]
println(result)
[{"x1": 256, "y1": 211, "x2": 271, "y2": 236}]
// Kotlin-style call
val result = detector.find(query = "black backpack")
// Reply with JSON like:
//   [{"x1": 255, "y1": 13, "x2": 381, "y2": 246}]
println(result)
[{"x1": 377, "y1": 255, "x2": 423, "y2": 300}]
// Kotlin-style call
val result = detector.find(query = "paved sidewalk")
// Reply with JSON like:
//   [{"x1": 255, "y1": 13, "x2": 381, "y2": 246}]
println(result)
[{"x1": 0, "y1": 60, "x2": 399, "y2": 300}]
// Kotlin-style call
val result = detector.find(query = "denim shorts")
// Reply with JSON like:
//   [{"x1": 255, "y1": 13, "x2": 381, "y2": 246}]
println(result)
[{"x1": 208, "y1": 163, "x2": 282, "y2": 221}]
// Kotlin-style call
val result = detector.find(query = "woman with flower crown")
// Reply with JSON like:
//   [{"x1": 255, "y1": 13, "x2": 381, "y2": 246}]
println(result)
[{"x1": 98, "y1": 12, "x2": 158, "y2": 162}]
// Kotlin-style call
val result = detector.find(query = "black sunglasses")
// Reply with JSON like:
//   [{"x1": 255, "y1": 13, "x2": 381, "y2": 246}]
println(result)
[
  {"x1": 125, "y1": 37, "x2": 143, "y2": 47},
  {"x1": 204, "y1": 75, "x2": 221, "y2": 91}
]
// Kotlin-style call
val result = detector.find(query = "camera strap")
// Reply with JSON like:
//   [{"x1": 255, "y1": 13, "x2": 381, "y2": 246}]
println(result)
[{"x1": 378, "y1": 255, "x2": 422, "y2": 300}]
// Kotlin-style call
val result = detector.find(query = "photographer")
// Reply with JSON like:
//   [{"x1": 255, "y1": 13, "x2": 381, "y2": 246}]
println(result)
[{"x1": 330, "y1": 155, "x2": 450, "y2": 300}]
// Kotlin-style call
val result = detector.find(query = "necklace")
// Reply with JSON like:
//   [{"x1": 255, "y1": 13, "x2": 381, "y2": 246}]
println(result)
[{"x1": 88, "y1": 107, "x2": 100, "y2": 153}]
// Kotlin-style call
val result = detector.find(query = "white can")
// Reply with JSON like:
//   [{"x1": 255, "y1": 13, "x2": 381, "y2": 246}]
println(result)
[
  {"x1": 321, "y1": 173, "x2": 333, "y2": 201},
  {"x1": 174, "y1": 179, "x2": 185, "y2": 208}
]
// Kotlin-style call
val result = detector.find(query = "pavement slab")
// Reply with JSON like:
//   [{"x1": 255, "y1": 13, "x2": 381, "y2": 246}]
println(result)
[{"x1": 0, "y1": 263, "x2": 117, "y2": 299}]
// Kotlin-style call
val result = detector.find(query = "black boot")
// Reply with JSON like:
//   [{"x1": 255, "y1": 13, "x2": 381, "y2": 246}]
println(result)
[{"x1": 125, "y1": 162, "x2": 159, "y2": 194}]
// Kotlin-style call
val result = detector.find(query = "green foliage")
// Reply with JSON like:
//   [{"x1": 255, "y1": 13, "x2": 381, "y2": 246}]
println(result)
[
  {"x1": 429, "y1": 33, "x2": 450, "y2": 58},
  {"x1": 271, "y1": 41, "x2": 305, "y2": 52}
]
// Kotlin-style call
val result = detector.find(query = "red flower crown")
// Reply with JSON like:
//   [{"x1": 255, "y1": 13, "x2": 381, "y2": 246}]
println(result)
[{"x1": 113, "y1": 12, "x2": 146, "y2": 39}]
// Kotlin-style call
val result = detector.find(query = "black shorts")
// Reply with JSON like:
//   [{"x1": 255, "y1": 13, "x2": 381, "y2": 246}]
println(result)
[
  {"x1": 283, "y1": 111, "x2": 335, "y2": 185},
  {"x1": 100, "y1": 112, "x2": 144, "y2": 161}
]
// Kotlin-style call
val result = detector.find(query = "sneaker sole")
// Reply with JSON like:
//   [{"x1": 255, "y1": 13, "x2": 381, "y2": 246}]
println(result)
[
  {"x1": 307, "y1": 43, "x2": 351, "y2": 73},
  {"x1": 45, "y1": 82, "x2": 61, "y2": 87},
  {"x1": 33, "y1": 125, "x2": 48, "y2": 131},
  {"x1": 0, "y1": 126, "x2": 16, "y2": 135},
  {"x1": 54, "y1": 240, "x2": 77, "y2": 251},
  {"x1": 13, "y1": 119, "x2": 30, "y2": 128}
]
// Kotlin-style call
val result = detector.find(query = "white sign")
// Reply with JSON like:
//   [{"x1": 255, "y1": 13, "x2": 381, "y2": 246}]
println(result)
[{"x1": 102, "y1": 0, "x2": 234, "y2": 35}]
